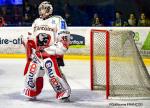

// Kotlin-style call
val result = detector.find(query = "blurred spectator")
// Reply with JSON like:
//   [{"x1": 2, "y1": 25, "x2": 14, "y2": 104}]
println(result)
[
  {"x1": 22, "y1": 13, "x2": 32, "y2": 26},
  {"x1": 127, "y1": 13, "x2": 137, "y2": 26},
  {"x1": 22, "y1": 0, "x2": 33, "y2": 26},
  {"x1": 92, "y1": 17, "x2": 103, "y2": 26},
  {"x1": 13, "y1": 16, "x2": 22, "y2": 26},
  {"x1": 91, "y1": 13, "x2": 103, "y2": 26},
  {"x1": 1, "y1": 6, "x2": 7, "y2": 16},
  {"x1": 0, "y1": 17, "x2": 6, "y2": 27},
  {"x1": 25, "y1": 5, "x2": 31, "y2": 15},
  {"x1": 91, "y1": 13, "x2": 98, "y2": 21},
  {"x1": 64, "y1": 12, "x2": 73, "y2": 26},
  {"x1": 112, "y1": 11, "x2": 127, "y2": 26},
  {"x1": 138, "y1": 13, "x2": 150, "y2": 26},
  {"x1": 63, "y1": 0, "x2": 71, "y2": 13},
  {"x1": 0, "y1": 6, "x2": 10, "y2": 24},
  {"x1": 31, "y1": 3, "x2": 38, "y2": 20},
  {"x1": 12, "y1": 6, "x2": 22, "y2": 26},
  {"x1": 24, "y1": 1, "x2": 32, "y2": 19}
]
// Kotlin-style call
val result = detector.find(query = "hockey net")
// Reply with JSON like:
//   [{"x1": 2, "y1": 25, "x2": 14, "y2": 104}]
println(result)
[{"x1": 90, "y1": 29, "x2": 150, "y2": 99}]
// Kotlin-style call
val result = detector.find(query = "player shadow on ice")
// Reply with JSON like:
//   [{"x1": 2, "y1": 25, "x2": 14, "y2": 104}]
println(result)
[{"x1": 2, "y1": 89, "x2": 105, "y2": 108}]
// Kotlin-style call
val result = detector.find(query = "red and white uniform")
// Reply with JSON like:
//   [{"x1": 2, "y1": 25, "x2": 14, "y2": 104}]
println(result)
[{"x1": 23, "y1": 15, "x2": 71, "y2": 100}]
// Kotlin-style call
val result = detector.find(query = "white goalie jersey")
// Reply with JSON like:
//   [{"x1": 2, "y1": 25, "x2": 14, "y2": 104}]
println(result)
[{"x1": 29, "y1": 15, "x2": 70, "y2": 55}]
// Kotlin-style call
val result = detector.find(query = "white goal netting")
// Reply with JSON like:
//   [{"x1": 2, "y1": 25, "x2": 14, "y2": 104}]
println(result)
[{"x1": 91, "y1": 30, "x2": 150, "y2": 99}]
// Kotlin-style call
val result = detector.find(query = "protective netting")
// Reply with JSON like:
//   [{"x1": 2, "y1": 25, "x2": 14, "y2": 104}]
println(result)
[{"x1": 91, "y1": 30, "x2": 150, "y2": 98}]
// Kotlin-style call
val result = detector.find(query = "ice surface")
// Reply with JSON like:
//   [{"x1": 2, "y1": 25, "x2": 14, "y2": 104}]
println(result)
[{"x1": 0, "y1": 59, "x2": 150, "y2": 108}]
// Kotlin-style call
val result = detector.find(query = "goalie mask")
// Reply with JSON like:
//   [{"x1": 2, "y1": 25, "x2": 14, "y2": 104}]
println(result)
[{"x1": 38, "y1": 1, "x2": 53, "y2": 19}]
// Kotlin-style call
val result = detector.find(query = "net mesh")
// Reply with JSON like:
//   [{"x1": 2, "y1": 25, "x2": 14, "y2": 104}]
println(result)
[{"x1": 91, "y1": 30, "x2": 150, "y2": 98}]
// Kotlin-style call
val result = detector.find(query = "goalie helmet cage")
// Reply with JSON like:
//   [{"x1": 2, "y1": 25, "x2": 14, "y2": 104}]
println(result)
[{"x1": 90, "y1": 29, "x2": 150, "y2": 99}]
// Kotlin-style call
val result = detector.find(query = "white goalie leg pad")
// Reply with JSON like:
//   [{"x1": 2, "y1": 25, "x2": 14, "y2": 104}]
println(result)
[
  {"x1": 23, "y1": 61, "x2": 44, "y2": 97},
  {"x1": 44, "y1": 57, "x2": 71, "y2": 99},
  {"x1": 58, "y1": 68, "x2": 71, "y2": 99},
  {"x1": 24, "y1": 62, "x2": 39, "y2": 90}
]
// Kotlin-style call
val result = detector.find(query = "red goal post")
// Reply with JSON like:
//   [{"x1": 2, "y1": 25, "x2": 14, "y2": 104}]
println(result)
[{"x1": 90, "y1": 29, "x2": 110, "y2": 99}]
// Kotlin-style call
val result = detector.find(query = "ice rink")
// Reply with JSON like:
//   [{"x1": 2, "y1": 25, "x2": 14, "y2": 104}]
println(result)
[{"x1": 0, "y1": 59, "x2": 150, "y2": 108}]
